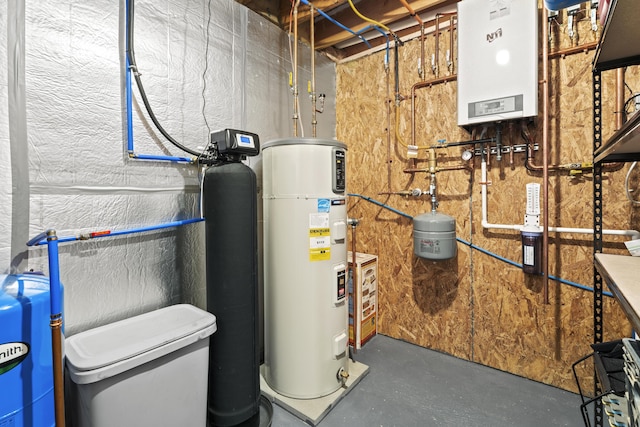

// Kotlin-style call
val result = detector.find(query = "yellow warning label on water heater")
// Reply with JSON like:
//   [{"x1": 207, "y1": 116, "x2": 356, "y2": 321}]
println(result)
[{"x1": 309, "y1": 228, "x2": 330, "y2": 261}]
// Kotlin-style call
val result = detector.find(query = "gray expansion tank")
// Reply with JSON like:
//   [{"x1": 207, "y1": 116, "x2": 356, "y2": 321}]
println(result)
[{"x1": 413, "y1": 212, "x2": 457, "y2": 260}]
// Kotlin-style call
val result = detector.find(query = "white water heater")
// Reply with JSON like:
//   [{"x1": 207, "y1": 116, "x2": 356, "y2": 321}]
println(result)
[
  {"x1": 457, "y1": 0, "x2": 538, "y2": 126},
  {"x1": 262, "y1": 138, "x2": 349, "y2": 399}
]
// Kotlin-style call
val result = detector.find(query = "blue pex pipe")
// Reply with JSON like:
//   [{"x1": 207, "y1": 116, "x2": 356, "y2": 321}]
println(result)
[
  {"x1": 300, "y1": 0, "x2": 372, "y2": 49},
  {"x1": 125, "y1": 0, "x2": 134, "y2": 153},
  {"x1": 356, "y1": 25, "x2": 390, "y2": 67},
  {"x1": 126, "y1": 59, "x2": 134, "y2": 152},
  {"x1": 347, "y1": 193, "x2": 612, "y2": 298},
  {"x1": 27, "y1": 218, "x2": 204, "y2": 246},
  {"x1": 348, "y1": 193, "x2": 413, "y2": 219},
  {"x1": 124, "y1": 0, "x2": 192, "y2": 163},
  {"x1": 455, "y1": 237, "x2": 613, "y2": 298},
  {"x1": 131, "y1": 153, "x2": 193, "y2": 163},
  {"x1": 46, "y1": 236, "x2": 63, "y2": 316}
]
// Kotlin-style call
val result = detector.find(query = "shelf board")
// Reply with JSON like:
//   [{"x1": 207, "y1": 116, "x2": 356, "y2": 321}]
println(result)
[
  {"x1": 594, "y1": 253, "x2": 640, "y2": 333},
  {"x1": 593, "y1": 0, "x2": 640, "y2": 72},
  {"x1": 594, "y1": 109, "x2": 640, "y2": 163}
]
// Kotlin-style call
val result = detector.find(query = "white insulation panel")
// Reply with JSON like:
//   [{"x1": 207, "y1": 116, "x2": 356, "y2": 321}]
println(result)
[
  {"x1": 1, "y1": 0, "x2": 336, "y2": 335},
  {"x1": 0, "y1": 0, "x2": 10, "y2": 268}
]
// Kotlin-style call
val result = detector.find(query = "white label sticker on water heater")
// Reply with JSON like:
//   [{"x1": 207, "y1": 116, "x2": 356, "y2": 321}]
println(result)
[
  {"x1": 309, "y1": 213, "x2": 330, "y2": 261},
  {"x1": 309, "y1": 213, "x2": 329, "y2": 228}
]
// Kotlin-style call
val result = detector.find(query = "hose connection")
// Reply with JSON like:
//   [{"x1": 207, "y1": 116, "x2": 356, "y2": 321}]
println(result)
[{"x1": 337, "y1": 367, "x2": 349, "y2": 386}]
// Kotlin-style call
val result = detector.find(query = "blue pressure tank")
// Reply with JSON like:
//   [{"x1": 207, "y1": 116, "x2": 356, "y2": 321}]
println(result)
[
  {"x1": 0, "y1": 274, "x2": 60, "y2": 427},
  {"x1": 544, "y1": 0, "x2": 582, "y2": 10}
]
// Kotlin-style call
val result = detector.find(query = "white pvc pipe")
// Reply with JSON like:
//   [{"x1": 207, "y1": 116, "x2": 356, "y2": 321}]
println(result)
[{"x1": 480, "y1": 159, "x2": 640, "y2": 239}]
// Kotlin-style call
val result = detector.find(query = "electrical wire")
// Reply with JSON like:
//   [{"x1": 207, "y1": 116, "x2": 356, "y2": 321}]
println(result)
[
  {"x1": 624, "y1": 93, "x2": 640, "y2": 118},
  {"x1": 201, "y1": 0, "x2": 213, "y2": 135},
  {"x1": 127, "y1": 0, "x2": 201, "y2": 157}
]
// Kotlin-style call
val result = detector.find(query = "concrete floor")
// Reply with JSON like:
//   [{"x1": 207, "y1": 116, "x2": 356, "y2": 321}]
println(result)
[{"x1": 269, "y1": 334, "x2": 585, "y2": 426}]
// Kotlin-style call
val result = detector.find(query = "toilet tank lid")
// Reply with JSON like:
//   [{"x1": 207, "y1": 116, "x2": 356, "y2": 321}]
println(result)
[{"x1": 65, "y1": 304, "x2": 216, "y2": 378}]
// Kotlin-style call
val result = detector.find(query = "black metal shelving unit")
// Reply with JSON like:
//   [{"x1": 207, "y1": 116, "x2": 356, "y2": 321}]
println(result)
[{"x1": 591, "y1": 1, "x2": 640, "y2": 426}]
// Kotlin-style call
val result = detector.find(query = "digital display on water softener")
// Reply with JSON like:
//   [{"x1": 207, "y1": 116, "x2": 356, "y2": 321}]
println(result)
[
  {"x1": 210, "y1": 129, "x2": 260, "y2": 157},
  {"x1": 333, "y1": 149, "x2": 346, "y2": 193},
  {"x1": 237, "y1": 134, "x2": 255, "y2": 148}
]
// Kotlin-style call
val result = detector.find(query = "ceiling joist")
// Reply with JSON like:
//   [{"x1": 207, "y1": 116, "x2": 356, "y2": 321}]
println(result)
[{"x1": 237, "y1": 0, "x2": 459, "y2": 59}]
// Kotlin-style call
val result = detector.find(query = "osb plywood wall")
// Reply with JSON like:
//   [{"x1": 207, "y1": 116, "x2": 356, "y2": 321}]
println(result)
[{"x1": 336, "y1": 5, "x2": 640, "y2": 392}]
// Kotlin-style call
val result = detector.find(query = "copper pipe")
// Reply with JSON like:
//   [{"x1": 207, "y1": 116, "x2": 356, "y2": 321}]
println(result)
[
  {"x1": 51, "y1": 315, "x2": 66, "y2": 426},
  {"x1": 447, "y1": 15, "x2": 454, "y2": 74},
  {"x1": 616, "y1": 68, "x2": 625, "y2": 130},
  {"x1": 292, "y1": 1, "x2": 300, "y2": 137},
  {"x1": 410, "y1": 75, "x2": 457, "y2": 147},
  {"x1": 434, "y1": 14, "x2": 440, "y2": 77},
  {"x1": 548, "y1": 41, "x2": 597, "y2": 59},
  {"x1": 420, "y1": 24, "x2": 425, "y2": 80},
  {"x1": 397, "y1": 0, "x2": 425, "y2": 79},
  {"x1": 310, "y1": 4, "x2": 317, "y2": 137},
  {"x1": 542, "y1": 9, "x2": 549, "y2": 305},
  {"x1": 523, "y1": 121, "x2": 624, "y2": 173},
  {"x1": 386, "y1": 68, "x2": 392, "y2": 193},
  {"x1": 398, "y1": 0, "x2": 423, "y2": 25}
]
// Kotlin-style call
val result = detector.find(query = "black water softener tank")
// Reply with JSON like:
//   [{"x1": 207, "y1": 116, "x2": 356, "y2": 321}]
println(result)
[{"x1": 204, "y1": 130, "x2": 260, "y2": 427}]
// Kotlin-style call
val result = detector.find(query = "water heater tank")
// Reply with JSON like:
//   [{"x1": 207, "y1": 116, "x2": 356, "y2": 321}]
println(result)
[
  {"x1": 262, "y1": 138, "x2": 349, "y2": 399},
  {"x1": 413, "y1": 212, "x2": 457, "y2": 260}
]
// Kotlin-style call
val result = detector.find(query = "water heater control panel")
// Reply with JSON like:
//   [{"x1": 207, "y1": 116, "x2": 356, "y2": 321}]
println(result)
[
  {"x1": 332, "y1": 148, "x2": 346, "y2": 194},
  {"x1": 334, "y1": 264, "x2": 346, "y2": 304}
]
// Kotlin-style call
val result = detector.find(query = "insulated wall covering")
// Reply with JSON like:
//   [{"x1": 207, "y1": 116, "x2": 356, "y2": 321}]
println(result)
[
  {"x1": 1, "y1": 0, "x2": 336, "y2": 336},
  {"x1": 0, "y1": 1, "x2": 12, "y2": 268}
]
